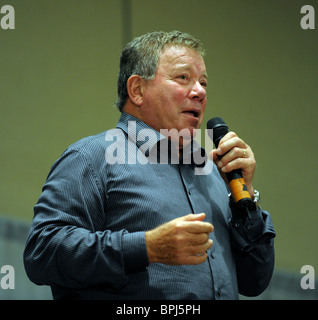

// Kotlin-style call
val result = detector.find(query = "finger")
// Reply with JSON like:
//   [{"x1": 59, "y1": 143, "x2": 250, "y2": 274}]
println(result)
[
  {"x1": 188, "y1": 239, "x2": 213, "y2": 253},
  {"x1": 216, "y1": 132, "x2": 247, "y2": 156},
  {"x1": 182, "y1": 240, "x2": 213, "y2": 265},
  {"x1": 215, "y1": 131, "x2": 238, "y2": 155},
  {"x1": 181, "y1": 221, "x2": 214, "y2": 234},
  {"x1": 217, "y1": 146, "x2": 248, "y2": 168},
  {"x1": 178, "y1": 213, "x2": 214, "y2": 233},
  {"x1": 220, "y1": 156, "x2": 255, "y2": 174},
  {"x1": 209, "y1": 132, "x2": 237, "y2": 160},
  {"x1": 189, "y1": 232, "x2": 211, "y2": 245},
  {"x1": 181, "y1": 213, "x2": 206, "y2": 222}
]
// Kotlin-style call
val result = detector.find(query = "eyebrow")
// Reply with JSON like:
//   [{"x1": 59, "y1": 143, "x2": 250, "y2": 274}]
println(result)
[{"x1": 175, "y1": 64, "x2": 208, "y2": 79}]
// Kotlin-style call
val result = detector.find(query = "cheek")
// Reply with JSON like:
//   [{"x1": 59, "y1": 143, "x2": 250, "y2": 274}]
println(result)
[
  {"x1": 201, "y1": 101, "x2": 207, "y2": 115},
  {"x1": 197, "y1": 102, "x2": 207, "y2": 127},
  {"x1": 175, "y1": 87, "x2": 189, "y2": 101},
  {"x1": 160, "y1": 88, "x2": 186, "y2": 116},
  {"x1": 165, "y1": 82, "x2": 188, "y2": 101}
]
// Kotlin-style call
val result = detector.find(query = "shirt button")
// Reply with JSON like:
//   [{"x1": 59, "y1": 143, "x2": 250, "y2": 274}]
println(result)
[
  {"x1": 211, "y1": 254, "x2": 215, "y2": 259},
  {"x1": 188, "y1": 189, "x2": 192, "y2": 195}
]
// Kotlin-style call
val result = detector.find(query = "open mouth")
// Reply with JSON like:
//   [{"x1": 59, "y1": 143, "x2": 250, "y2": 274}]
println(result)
[{"x1": 183, "y1": 110, "x2": 200, "y2": 118}]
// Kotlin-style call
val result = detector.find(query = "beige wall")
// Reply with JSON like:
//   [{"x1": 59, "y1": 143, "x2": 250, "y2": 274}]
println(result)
[{"x1": 1, "y1": 0, "x2": 317, "y2": 274}]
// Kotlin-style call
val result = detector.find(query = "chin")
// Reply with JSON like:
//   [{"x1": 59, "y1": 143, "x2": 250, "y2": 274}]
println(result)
[
  {"x1": 183, "y1": 125, "x2": 200, "y2": 137},
  {"x1": 177, "y1": 128, "x2": 197, "y2": 148}
]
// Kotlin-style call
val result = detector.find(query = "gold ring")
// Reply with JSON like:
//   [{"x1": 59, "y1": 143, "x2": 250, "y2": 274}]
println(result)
[{"x1": 242, "y1": 149, "x2": 247, "y2": 157}]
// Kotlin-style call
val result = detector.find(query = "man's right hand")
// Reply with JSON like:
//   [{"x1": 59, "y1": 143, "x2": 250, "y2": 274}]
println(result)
[{"x1": 145, "y1": 213, "x2": 213, "y2": 265}]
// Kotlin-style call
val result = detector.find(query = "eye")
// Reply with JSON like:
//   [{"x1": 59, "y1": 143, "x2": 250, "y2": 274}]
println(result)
[
  {"x1": 178, "y1": 74, "x2": 189, "y2": 80},
  {"x1": 200, "y1": 80, "x2": 207, "y2": 88}
]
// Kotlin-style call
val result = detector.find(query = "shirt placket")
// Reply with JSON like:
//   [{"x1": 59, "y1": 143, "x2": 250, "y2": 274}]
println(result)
[{"x1": 178, "y1": 163, "x2": 216, "y2": 299}]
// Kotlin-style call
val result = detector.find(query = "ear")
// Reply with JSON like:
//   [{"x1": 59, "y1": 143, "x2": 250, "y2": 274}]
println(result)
[{"x1": 126, "y1": 75, "x2": 145, "y2": 107}]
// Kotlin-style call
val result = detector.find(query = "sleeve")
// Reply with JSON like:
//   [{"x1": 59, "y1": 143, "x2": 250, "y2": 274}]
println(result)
[
  {"x1": 229, "y1": 200, "x2": 276, "y2": 297},
  {"x1": 23, "y1": 149, "x2": 149, "y2": 290}
]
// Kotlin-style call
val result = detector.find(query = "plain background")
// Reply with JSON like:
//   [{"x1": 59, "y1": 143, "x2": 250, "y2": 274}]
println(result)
[{"x1": 1, "y1": 0, "x2": 317, "y2": 279}]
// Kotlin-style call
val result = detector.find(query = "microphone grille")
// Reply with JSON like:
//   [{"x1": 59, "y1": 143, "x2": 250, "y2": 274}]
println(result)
[
  {"x1": 206, "y1": 117, "x2": 228, "y2": 147},
  {"x1": 206, "y1": 117, "x2": 226, "y2": 130}
]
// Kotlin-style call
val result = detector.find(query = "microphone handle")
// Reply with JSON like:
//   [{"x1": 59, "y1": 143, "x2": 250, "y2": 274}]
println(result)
[
  {"x1": 216, "y1": 149, "x2": 252, "y2": 206},
  {"x1": 207, "y1": 117, "x2": 253, "y2": 208},
  {"x1": 226, "y1": 169, "x2": 252, "y2": 206}
]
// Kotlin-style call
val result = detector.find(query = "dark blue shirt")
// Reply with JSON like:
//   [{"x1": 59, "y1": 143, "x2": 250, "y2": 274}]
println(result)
[{"x1": 24, "y1": 112, "x2": 275, "y2": 300}]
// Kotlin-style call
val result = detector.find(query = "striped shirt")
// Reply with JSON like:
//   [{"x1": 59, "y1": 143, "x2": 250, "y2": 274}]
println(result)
[{"x1": 24, "y1": 112, "x2": 275, "y2": 299}]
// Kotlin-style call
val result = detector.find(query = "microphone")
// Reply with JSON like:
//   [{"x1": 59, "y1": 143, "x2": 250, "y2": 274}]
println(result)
[{"x1": 207, "y1": 117, "x2": 253, "y2": 207}]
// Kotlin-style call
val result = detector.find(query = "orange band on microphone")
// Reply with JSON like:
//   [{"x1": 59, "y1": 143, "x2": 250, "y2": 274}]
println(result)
[{"x1": 229, "y1": 178, "x2": 251, "y2": 203}]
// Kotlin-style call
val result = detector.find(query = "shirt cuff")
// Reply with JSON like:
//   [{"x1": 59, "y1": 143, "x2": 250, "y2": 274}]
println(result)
[
  {"x1": 122, "y1": 231, "x2": 149, "y2": 273},
  {"x1": 230, "y1": 206, "x2": 276, "y2": 252}
]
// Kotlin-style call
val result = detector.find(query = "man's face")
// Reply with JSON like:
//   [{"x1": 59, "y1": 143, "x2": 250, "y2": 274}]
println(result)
[{"x1": 139, "y1": 45, "x2": 208, "y2": 146}]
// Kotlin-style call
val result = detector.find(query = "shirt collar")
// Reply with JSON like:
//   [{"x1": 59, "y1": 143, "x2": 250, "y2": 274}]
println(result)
[
  {"x1": 116, "y1": 112, "x2": 163, "y2": 152},
  {"x1": 116, "y1": 112, "x2": 208, "y2": 167}
]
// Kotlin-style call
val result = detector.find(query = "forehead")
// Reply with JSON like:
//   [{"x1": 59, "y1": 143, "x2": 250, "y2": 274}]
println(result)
[{"x1": 158, "y1": 45, "x2": 207, "y2": 74}]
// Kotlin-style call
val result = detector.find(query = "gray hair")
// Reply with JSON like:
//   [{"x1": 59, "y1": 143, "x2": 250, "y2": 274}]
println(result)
[{"x1": 115, "y1": 30, "x2": 205, "y2": 112}]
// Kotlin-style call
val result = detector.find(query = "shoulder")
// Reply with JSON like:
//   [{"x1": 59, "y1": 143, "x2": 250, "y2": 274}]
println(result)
[
  {"x1": 48, "y1": 131, "x2": 113, "y2": 177},
  {"x1": 66, "y1": 131, "x2": 108, "y2": 155}
]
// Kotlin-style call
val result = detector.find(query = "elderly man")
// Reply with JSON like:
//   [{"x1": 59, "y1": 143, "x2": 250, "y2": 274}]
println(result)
[{"x1": 24, "y1": 31, "x2": 275, "y2": 300}]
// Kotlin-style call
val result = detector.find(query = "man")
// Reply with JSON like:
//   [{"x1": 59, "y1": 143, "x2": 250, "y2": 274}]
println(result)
[{"x1": 24, "y1": 31, "x2": 275, "y2": 299}]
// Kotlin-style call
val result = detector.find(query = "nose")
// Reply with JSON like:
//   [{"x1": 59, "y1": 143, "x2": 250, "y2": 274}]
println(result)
[{"x1": 190, "y1": 81, "x2": 206, "y2": 102}]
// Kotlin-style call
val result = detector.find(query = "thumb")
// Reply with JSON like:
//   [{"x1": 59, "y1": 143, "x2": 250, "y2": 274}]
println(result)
[{"x1": 209, "y1": 149, "x2": 219, "y2": 162}]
